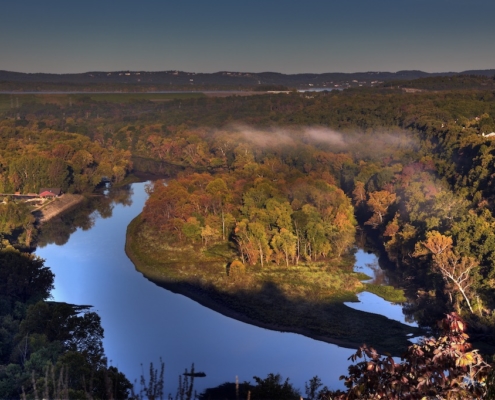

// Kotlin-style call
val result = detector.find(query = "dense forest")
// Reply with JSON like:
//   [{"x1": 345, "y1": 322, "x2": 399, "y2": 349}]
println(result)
[
  {"x1": 384, "y1": 74, "x2": 495, "y2": 91},
  {"x1": 118, "y1": 87, "x2": 495, "y2": 343},
  {"x1": 2, "y1": 69, "x2": 494, "y2": 92},
  {"x1": 0, "y1": 245, "x2": 132, "y2": 399},
  {"x1": 4, "y1": 80, "x2": 495, "y2": 397},
  {"x1": 0, "y1": 115, "x2": 132, "y2": 247}
]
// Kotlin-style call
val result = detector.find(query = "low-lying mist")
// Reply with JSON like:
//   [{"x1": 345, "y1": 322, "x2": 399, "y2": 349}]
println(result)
[{"x1": 220, "y1": 123, "x2": 419, "y2": 160}]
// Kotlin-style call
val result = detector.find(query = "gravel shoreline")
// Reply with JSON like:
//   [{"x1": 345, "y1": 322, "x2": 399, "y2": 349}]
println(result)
[{"x1": 34, "y1": 194, "x2": 85, "y2": 223}]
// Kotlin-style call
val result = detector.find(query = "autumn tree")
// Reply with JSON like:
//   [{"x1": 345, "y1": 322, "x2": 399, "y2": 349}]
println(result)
[
  {"x1": 201, "y1": 224, "x2": 219, "y2": 246},
  {"x1": 365, "y1": 190, "x2": 396, "y2": 228},
  {"x1": 330, "y1": 210, "x2": 356, "y2": 257},
  {"x1": 206, "y1": 177, "x2": 232, "y2": 240},
  {"x1": 352, "y1": 181, "x2": 366, "y2": 206},
  {"x1": 234, "y1": 219, "x2": 273, "y2": 267},
  {"x1": 414, "y1": 231, "x2": 477, "y2": 314},
  {"x1": 323, "y1": 313, "x2": 491, "y2": 399}
]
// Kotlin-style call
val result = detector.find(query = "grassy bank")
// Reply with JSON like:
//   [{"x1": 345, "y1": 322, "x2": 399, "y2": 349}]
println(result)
[
  {"x1": 363, "y1": 284, "x2": 408, "y2": 303},
  {"x1": 126, "y1": 215, "x2": 421, "y2": 355}
]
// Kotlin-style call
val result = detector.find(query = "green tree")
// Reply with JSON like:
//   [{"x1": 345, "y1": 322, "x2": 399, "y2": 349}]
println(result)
[
  {"x1": 251, "y1": 373, "x2": 300, "y2": 400},
  {"x1": 234, "y1": 220, "x2": 271, "y2": 267},
  {"x1": 0, "y1": 248, "x2": 53, "y2": 306},
  {"x1": 182, "y1": 217, "x2": 202, "y2": 243},
  {"x1": 271, "y1": 228, "x2": 297, "y2": 267},
  {"x1": 248, "y1": 222, "x2": 271, "y2": 268}
]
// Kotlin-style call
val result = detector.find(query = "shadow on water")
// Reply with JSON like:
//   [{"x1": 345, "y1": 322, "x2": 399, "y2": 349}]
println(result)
[
  {"x1": 34, "y1": 181, "x2": 432, "y2": 394},
  {"x1": 142, "y1": 272, "x2": 423, "y2": 356},
  {"x1": 38, "y1": 182, "x2": 427, "y2": 356},
  {"x1": 356, "y1": 227, "x2": 450, "y2": 333}
]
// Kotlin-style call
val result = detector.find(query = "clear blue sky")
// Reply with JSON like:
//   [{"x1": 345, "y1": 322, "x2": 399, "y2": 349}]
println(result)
[{"x1": 1, "y1": 0, "x2": 494, "y2": 74}]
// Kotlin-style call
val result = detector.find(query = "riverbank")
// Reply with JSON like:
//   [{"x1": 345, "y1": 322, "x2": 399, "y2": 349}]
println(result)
[
  {"x1": 125, "y1": 214, "x2": 421, "y2": 355},
  {"x1": 33, "y1": 194, "x2": 85, "y2": 223}
]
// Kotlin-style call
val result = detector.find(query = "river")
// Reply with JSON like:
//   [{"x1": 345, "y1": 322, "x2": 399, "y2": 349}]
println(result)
[{"x1": 35, "y1": 181, "x2": 414, "y2": 396}]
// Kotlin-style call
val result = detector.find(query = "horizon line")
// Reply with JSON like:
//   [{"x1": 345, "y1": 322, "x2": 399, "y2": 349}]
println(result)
[{"x1": 2, "y1": 68, "x2": 495, "y2": 76}]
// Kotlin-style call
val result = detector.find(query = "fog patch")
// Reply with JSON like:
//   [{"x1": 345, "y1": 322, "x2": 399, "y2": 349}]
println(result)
[
  {"x1": 229, "y1": 124, "x2": 296, "y2": 147},
  {"x1": 304, "y1": 127, "x2": 346, "y2": 147},
  {"x1": 222, "y1": 124, "x2": 418, "y2": 157}
]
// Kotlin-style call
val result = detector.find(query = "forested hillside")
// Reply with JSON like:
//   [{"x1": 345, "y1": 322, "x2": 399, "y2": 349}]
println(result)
[
  {"x1": 4, "y1": 85, "x2": 495, "y2": 397},
  {"x1": 4, "y1": 69, "x2": 494, "y2": 91},
  {"x1": 5, "y1": 90, "x2": 495, "y2": 320},
  {"x1": 0, "y1": 117, "x2": 132, "y2": 247},
  {"x1": 116, "y1": 88, "x2": 495, "y2": 335}
]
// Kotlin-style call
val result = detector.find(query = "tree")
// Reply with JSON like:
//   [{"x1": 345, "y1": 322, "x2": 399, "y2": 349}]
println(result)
[
  {"x1": 265, "y1": 199, "x2": 293, "y2": 232},
  {"x1": 0, "y1": 201, "x2": 36, "y2": 246},
  {"x1": 182, "y1": 217, "x2": 202, "y2": 243},
  {"x1": 248, "y1": 222, "x2": 271, "y2": 268},
  {"x1": 18, "y1": 302, "x2": 105, "y2": 367},
  {"x1": 329, "y1": 210, "x2": 356, "y2": 257},
  {"x1": 206, "y1": 178, "x2": 231, "y2": 240},
  {"x1": 132, "y1": 359, "x2": 165, "y2": 400},
  {"x1": 251, "y1": 373, "x2": 300, "y2": 400},
  {"x1": 228, "y1": 260, "x2": 245, "y2": 278},
  {"x1": 352, "y1": 181, "x2": 366, "y2": 206},
  {"x1": 299, "y1": 204, "x2": 338, "y2": 260},
  {"x1": 413, "y1": 230, "x2": 452, "y2": 256},
  {"x1": 233, "y1": 219, "x2": 256, "y2": 265},
  {"x1": 415, "y1": 232, "x2": 477, "y2": 314},
  {"x1": 431, "y1": 251, "x2": 477, "y2": 314},
  {"x1": 365, "y1": 190, "x2": 396, "y2": 228},
  {"x1": 0, "y1": 248, "x2": 54, "y2": 306},
  {"x1": 323, "y1": 313, "x2": 490, "y2": 399},
  {"x1": 305, "y1": 376, "x2": 327, "y2": 400},
  {"x1": 431, "y1": 191, "x2": 468, "y2": 228},
  {"x1": 271, "y1": 228, "x2": 297, "y2": 267},
  {"x1": 201, "y1": 225, "x2": 219, "y2": 247}
]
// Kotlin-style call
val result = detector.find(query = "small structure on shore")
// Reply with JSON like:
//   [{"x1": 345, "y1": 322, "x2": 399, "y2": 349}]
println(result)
[{"x1": 39, "y1": 188, "x2": 62, "y2": 198}]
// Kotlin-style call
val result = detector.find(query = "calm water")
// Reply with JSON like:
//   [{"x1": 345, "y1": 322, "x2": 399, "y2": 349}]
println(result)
[
  {"x1": 348, "y1": 251, "x2": 417, "y2": 327},
  {"x1": 35, "y1": 182, "x2": 412, "y2": 395}
]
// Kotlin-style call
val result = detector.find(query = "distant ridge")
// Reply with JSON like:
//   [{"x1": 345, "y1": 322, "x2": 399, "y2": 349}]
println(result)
[{"x1": 0, "y1": 69, "x2": 494, "y2": 89}]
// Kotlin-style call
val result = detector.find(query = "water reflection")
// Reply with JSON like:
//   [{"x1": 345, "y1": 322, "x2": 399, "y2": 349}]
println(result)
[
  {"x1": 37, "y1": 185, "x2": 133, "y2": 248},
  {"x1": 36, "y1": 182, "x2": 356, "y2": 394},
  {"x1": 35, "y1": 183, "x2": 421, "y2": 395},
  {"x1": 345, "y1": 292, "x2": 416, "y2": 327},
  {"x1": 353, "y1": 249, "x2": 388, "y2": 285},
  {"x1": 348, "y1": 249, "x2": 417, "y2": 327}
]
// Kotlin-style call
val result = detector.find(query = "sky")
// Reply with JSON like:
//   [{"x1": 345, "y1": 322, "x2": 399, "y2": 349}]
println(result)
[{"x1": 1, "y1": 0, "x2": 494, "y2": 74}]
